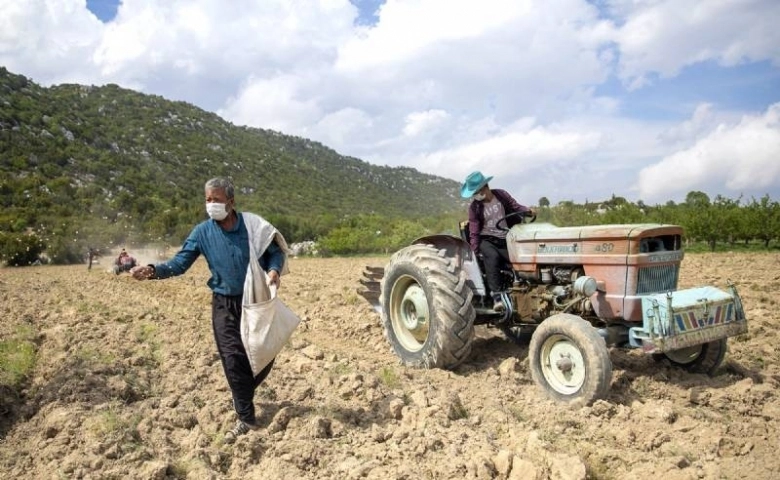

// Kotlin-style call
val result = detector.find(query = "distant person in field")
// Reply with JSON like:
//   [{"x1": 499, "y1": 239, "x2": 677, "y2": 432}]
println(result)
[
  {"x1": 130, "y1": 177, "x2": 291, "y2": 444},
  {"x1": 461, "y1": 171, "x2": 534, "y2": 312},
  {"x1": 87, "y1": 247, "x2": 99, "y2": 270},
  {"x1": 114, "y1": 249, "x2": 137, "y2": 274}
]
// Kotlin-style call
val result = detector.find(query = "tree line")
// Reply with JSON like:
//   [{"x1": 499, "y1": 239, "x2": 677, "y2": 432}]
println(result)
[
  {"x1": 539, "y1": 191, "x2": 780, "y2": 251},
  {"x1": 313, "y1": 190, "x2": 780, "y2": 256},
  {"x1": 1, "y1": 189, "x2": 777, "y2": 265}
]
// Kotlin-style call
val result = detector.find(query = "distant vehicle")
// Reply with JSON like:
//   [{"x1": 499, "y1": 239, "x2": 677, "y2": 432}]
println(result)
[
  {"x1": 359, "y1": 213, "x2": 748, "y2": 407},
  {"x1": 113, "y1": 249, "x2": 137, "y2": 275}
]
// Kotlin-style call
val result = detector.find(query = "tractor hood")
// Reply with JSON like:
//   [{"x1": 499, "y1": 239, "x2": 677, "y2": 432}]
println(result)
[{"x1": 509, "y1": 223, "x2": 683, "y2": 243}]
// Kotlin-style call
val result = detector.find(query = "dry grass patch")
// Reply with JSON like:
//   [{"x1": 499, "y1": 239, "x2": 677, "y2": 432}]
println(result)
[
  {"x1": 86, "y1": 402, "x2": 142, "y2": 444},
  {"x1": 378, "y1": 366, "x2": 401, "y2": 389},
  {"x1": 0, "y1": 324, "x2": 37, "y2": 387}
]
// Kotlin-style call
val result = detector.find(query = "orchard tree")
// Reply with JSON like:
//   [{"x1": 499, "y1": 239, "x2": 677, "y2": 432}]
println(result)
[
  {"x1": 683, "y1": 191, "x2": 717, "y2": 248},
  {"x1": 685, "y1": 191, "x2": 711, "y2": 208},
  {"x1": 551, "y1": 201, "x2": 594, "y2": 226},
  {"x1": 712, "y1": 195, "x2": 741, "y2": 248},
  {"x1": 747, "y1": 195, "x2": 780, "y2": 248}
]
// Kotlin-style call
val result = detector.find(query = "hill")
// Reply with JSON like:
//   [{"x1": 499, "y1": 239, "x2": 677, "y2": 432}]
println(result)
[{"x1": 0, "y1": 67, "x2": 464, "y2": 260}]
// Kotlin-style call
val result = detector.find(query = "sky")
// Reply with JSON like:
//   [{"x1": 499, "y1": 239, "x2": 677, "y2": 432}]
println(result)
[{"x1": 1, "y1": 0, "x2": 779, "y2": 206}]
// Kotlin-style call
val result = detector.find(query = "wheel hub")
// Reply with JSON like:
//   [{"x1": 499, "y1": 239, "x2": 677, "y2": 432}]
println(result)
[
  {"x1": 400, "y1": 285, "x2": 429, "y2": 330},
  {"x1": 556, "y1": 355, "x2": 574, "y2": 373},
  {"x1": 389, "y1": 276, "x2": 432, "y2": 352},
  {"x1": 541, "y1": 335, "x2": 586, "y2": 395}
]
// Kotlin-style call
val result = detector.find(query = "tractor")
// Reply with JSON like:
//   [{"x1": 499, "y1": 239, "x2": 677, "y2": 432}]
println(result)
[{"x1": 358, "y1": 212, "x2": 748, "y2": 406}]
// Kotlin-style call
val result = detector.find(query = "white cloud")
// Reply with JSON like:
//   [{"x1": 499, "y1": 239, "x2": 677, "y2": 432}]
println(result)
[
  {"x1": 637, "y1": 103, "x2": 780, "y2": 202},
  {"x1": 612, "y1": 0, "x2": 780, "y2": 87},
  {"x1": 312, "y1": 107, "x2": 375, "y2": 149},
  {"x1": 403, "y1": 109, "x2": 449, "y2": 137},
  {"x1": 657, "y1": 103, "x2": 717, "y2": 145},
  {"x1": 0, "y1": 0, "x2": 103, "y2": 84},
  {"x1": 219, "y1": 74, "x2": 322, "y2": 134},
  {"x1": 336, "y1": 0, "x2": 533, "y2": 71},
  {"x1": 334, "y1": 0, "x2": 611, "y2": 113},
  {"x1": 412, "y1": 119, "x2": 602, "y2": 181}
]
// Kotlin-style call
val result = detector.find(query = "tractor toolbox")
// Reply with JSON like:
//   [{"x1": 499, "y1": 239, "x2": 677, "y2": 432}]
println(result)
[{"x1": 631, "y1": 283, "x2": 748, "y2": 353}]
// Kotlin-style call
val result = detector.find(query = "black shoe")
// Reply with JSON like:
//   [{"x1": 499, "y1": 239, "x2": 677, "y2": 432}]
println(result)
[{"x1": 224, "y1": 419, "x2": 259, "y2": 444}]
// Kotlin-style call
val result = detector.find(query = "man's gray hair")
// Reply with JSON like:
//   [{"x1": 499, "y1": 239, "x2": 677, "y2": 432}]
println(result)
[{"x1": 205, "y1": 177, "x2": 234, "y2": 199}]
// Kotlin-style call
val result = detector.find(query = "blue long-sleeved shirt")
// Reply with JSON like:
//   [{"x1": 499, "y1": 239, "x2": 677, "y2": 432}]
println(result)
[{"x1": 153, "y1": 212, "x2": 285, "y2": 296}]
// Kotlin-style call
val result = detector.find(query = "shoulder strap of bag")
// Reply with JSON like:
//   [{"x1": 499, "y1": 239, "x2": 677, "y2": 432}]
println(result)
[{"x1": 242, "y1": 214, "x2": 274, "y2": 305}]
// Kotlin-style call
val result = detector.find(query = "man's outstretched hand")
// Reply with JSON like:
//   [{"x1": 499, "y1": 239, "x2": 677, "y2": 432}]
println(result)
[
  {"x1": 267, "y1": 269, "x2": 281, "y2": 289},
  {"x1": 130, "y1": 265, "x2": 154, "y2": 280}
]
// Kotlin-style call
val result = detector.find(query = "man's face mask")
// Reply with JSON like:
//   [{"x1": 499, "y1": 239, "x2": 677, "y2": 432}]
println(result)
[
  {"x1": 206, "y1": 202, "x2": 229, "y2": 221},
  {"x1": 472, "y1": 193, "x2": 486, "y2": 201}
]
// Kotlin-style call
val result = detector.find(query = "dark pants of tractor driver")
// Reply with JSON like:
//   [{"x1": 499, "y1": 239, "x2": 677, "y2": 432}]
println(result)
[
  {"x1": 212, "y1": 293, "x2": 275, "y2": 426},
  {"x1": 480, "y1": 236, "x2": 510, "y2": 296}
]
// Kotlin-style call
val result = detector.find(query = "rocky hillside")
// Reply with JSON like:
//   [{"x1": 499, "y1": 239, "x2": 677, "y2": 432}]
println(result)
[{"x1": 0, "y1": 67, "x2": 463, "y2": 245}]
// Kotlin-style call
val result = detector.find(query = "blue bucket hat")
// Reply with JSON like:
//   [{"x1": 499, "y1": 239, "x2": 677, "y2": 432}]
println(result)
[{"x1": 460, "y1": 171, "x2": 493, "y2": 199}]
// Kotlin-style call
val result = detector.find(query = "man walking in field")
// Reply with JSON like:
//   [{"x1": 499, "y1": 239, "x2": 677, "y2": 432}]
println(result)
[
  {"x1": 130, "y1": 177, "x2": 291, "y2": 443},
  {"x1": 87, "y1": 247, "x2": 99, "y2": 270}
]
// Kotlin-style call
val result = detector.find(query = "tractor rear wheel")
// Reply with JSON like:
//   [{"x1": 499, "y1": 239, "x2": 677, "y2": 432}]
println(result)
[
  {"x1": 380, "y1": 244, "x2": 475, "y2": 369},
  {"x1": 529, "y1": 314, "x2": 612, "y2": 407}
]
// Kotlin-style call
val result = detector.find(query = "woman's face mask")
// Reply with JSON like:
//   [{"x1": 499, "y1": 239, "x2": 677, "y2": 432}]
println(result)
[
  {"x1": 206, "y1": 202, "x2": 229, "y2": 221},
  {"x1": 472, "y1": 193, "x2": 486, "y2": 201}
]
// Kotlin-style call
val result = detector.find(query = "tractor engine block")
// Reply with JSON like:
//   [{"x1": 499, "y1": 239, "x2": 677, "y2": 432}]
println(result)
[{"x1": 511, "y1": 268, "x2": 597, "y2": 322}]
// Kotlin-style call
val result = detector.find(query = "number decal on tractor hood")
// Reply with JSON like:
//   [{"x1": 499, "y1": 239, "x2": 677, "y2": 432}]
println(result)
[{"x1": 594, "y1": 243, "x2": 614, "y2": 252}]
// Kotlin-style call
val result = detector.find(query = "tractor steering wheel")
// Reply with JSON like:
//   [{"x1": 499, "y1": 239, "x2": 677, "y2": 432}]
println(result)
[{"x1": 496, "y1": 210, "x2": 536, "y2": 232}]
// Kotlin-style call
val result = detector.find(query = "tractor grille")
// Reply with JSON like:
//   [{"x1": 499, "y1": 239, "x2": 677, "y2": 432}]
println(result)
[{"x1": 637, "y1": 264, "x2": 679, "y2": 294}]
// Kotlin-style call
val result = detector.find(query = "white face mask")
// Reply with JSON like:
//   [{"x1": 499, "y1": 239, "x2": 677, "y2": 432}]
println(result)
[
  {"x1": 206, "y1": 202, "x2": 229, "y2": 221},
  {"x1": 472, "y1": 193, "x2": 486, "y2": 201}
]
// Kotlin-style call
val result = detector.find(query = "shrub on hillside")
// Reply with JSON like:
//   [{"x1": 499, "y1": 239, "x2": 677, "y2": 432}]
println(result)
[{"x1": 0, "y1": 232, "x2": 46, "y2": 266}]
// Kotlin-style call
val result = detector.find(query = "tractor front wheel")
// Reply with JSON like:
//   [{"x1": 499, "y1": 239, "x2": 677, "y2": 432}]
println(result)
[
  {"x1": 653, "y1": 338, "x2": 727, "y2": 376},
  {"x1": 380, "y1": 244, "x2": 475, "y2": 369},
  {"x1": 529, "y1": 314, "x2": 612, "y2": 407}
]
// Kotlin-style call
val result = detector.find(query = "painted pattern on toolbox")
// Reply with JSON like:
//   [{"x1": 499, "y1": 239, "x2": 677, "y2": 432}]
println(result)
[{"x1": 674, "y1": 303, "x2": 735, "y2": 332}]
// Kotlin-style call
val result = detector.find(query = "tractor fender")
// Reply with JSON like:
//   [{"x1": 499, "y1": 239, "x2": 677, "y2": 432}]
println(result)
[{"x1": 411, "y1": 234, "x2": 487, "y2": 296}]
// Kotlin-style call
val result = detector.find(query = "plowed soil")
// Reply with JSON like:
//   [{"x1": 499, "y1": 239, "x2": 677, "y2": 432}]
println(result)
[{"x1": 0, "y1": 252, "x2": 778, "y2": 479}]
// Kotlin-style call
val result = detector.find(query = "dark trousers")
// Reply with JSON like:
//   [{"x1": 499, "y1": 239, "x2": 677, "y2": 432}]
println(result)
[
  {"x1": 212, "y1": 293, "x2": 275, "y2": 424},
  {"x1": 480, "y1": 236, "x2": 510, "y2": 295}
]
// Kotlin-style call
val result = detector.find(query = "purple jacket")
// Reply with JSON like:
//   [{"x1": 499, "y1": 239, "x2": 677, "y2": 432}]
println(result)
[{"x1": 467, "y1": 189, "x2": 531, "y2": 253}]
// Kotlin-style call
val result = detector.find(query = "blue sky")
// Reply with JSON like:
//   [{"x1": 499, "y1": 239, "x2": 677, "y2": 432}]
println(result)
[
  {"x1": 3, "y1": 0, "x2": 780, "y2": 206},
  {"x1": 86, "y1": 0, "x2": 119, "y2": 22}
]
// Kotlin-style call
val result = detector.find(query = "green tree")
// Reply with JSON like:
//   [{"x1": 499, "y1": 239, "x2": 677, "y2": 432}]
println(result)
[
  {"x1": 747, "y1": 195, "x2": 780, "y2": 248},
  {"x1": 600, "y1": 202, "x2": 646, "y2": 224},
  {"x1": 685, "y1": 191, "x2": 710, "y2": 208},
  {"x1": 712, "y1": 195, "x2": 741, "y2": 248},
  {"x1": 0, "y1": 232, "x2": 45, "y2": 266}
]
